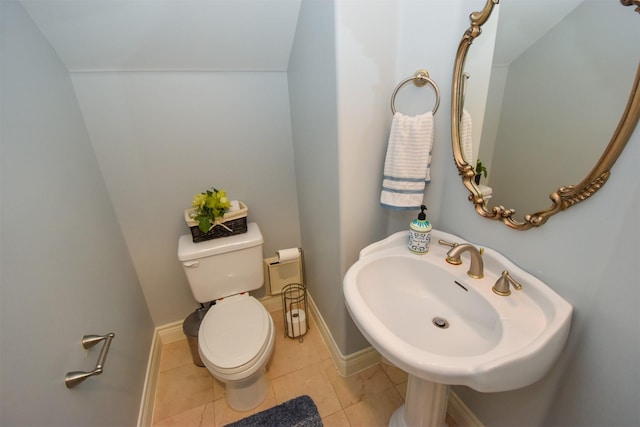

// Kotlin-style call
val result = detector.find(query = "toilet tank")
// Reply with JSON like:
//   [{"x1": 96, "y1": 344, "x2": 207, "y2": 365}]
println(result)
[{"x1": 178, "y1": 222, "x2": 264, "y2": 303}]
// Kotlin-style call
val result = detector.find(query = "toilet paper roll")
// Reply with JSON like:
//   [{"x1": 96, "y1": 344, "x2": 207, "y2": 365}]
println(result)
[
  {"x1": 228, "y1": 200, "x2": 240, "y2": 212},
  {"x1": 277, "y1": 248, "x2": 300, "y2": 263},
  {"x1": 286, "y1": 309, "x2": 307, "y2": 338}
]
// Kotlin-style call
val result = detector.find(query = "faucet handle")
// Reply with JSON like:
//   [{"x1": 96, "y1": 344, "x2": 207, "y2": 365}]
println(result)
[
  {"x1": 492, "y1": 270, "x2": 523, "y2": 296},
  {"x1": 438, "y1": 239, "x2": 458, "y2": 248},
  {"x1": 439, "y1": 239, "x2": 484, "y2": 255}
]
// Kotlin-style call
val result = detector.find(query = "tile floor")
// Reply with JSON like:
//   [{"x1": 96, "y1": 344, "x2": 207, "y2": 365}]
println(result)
[{"x1": 152, "y1": 309, "x2": 457, "y2": 427}]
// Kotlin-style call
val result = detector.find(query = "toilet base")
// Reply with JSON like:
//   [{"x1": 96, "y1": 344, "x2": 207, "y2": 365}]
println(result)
[{"x1": 224, "y1": 368, "x2": 269, "y2": 412}]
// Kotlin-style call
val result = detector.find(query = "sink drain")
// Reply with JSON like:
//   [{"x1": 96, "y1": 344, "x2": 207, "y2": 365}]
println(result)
[{"x1": 432, "y1": 317, "x2": 449, "y2": 329}]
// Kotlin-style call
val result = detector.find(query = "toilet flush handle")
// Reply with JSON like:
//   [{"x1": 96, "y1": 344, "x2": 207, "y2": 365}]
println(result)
[{"x1": 183, "y1": 261, "x2": 199, "y2": 268}]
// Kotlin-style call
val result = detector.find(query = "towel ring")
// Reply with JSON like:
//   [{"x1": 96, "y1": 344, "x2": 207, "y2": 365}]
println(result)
[
  {"x1": 390, "y1": 69, "x2": 440, "y2": 115},
  {"x1": 459, "y1": 72, "x2": 470, "y2": 122}
]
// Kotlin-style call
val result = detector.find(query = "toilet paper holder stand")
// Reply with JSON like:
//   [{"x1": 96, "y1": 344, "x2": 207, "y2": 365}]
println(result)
[{"x1": 281, "y1": 282, "x2": 309, "y2": 342}]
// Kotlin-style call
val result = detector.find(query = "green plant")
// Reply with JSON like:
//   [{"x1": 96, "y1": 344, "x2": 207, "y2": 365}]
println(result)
[
  {"x1": 474, "y1": 160, "x2": 488, "y2": 185},
  {"x1": 191, "y1": 187, "x2": 231, "y2": 232}
]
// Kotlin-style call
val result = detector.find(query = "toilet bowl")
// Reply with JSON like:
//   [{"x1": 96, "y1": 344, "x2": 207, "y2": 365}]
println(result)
[
  {"x1": 178, "y1": 223, "x2": 275, "y2": 411},
  {"x1": 198, "y1": 294, "x2": 275, "y2": 411}
]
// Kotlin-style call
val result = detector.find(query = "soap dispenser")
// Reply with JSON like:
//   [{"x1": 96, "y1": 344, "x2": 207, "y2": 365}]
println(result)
[{"x1": 408, "y1": 205, "x2": 432, "y2": 254}]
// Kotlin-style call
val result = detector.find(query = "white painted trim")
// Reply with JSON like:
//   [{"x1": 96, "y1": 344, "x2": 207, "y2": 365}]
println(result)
[
  {"x1": 157, "y1": 320, "x2": 186, "y2": 344},
  {"x1": 306, "y1": 293, "x2": 381, "y2": 377},
  {"x1": 448, "y1": 390, "x2": 485, "y2": 427},
  {"x1": 258, "y1": 294, "x2": 282, "y2": 313},
  {"x1": 136, "y1": 330, "x2": 161, "y2": 427},
  {"x1": 137, "y1": 321, "x2": 186, "y2": 427}
]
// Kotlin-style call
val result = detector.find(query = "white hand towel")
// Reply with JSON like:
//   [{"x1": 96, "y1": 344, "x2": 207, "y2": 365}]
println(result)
[
  {"x1": 461, "y1": 108, "x2": 473, "y2": 165},
  {"x1": 380, "y1": 111, "x2": 434, "y2": 210}
]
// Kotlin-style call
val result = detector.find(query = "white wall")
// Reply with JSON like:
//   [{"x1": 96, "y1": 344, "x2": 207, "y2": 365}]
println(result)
[
  {"x1": 288, "y1": 0, "x2": 368, "y2": 355},
  {"x1": 288, "y1": 0, "x2": 452, "y2": 357},
  {"x1": 1, "y1": 2, "x2": 154, "y2": 425},
  {"x1": 335, "y1": 0, "x2": 402, "y2": 353},
  {"x1": 392, "y1": 0, "x2": 472, "y2": 232},
  {"x1": 70, "y1": 71, "x2": 302, "y2": 326}
]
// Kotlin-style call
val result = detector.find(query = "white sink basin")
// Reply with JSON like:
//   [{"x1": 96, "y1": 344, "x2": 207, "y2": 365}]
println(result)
[{"x1": 343, "y1": 229, "x2": 572, "y2": 393}]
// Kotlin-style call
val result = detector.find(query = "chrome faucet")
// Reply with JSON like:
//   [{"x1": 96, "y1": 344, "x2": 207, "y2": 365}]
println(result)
[{"x1": 446, "y1": 244, "x2": 484, "y2": 279}]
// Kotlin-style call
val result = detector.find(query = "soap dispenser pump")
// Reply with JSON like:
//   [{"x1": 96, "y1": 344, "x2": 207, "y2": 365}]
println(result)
[{"x1": 408, "y1": 205, "x2": 432, "y2": 254}]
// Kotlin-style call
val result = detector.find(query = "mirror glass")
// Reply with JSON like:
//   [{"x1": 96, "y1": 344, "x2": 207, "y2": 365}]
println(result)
[{"x1": 454, "y1": 0, "x2": 639, "y2": 228}]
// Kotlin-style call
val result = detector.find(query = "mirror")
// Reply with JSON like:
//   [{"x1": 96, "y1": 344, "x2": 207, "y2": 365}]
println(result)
[{"x1": 451, "y1": 0, "x2": 640, "y2": 229}]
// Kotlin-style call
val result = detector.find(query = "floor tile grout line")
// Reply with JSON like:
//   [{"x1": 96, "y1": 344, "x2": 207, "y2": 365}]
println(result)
[
  {"x1": 154, "y1": 342, "x2": 400, "y2": 425},
  {"x1": 152, "y1": 310, "x2": 411, "y2": 427}
]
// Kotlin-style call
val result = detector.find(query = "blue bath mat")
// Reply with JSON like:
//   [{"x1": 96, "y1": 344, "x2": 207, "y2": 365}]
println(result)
[{"x1": 225, "y1": 395, "x2": 322, "y2": 427}]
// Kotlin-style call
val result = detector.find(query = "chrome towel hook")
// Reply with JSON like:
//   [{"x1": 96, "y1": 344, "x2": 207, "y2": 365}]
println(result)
[
  {"x1": 390, "y1": 69, "x2": 441, "y2": 115},
  {"x1": 65, "y1": 333, "x2": 115, "y2": 388}
]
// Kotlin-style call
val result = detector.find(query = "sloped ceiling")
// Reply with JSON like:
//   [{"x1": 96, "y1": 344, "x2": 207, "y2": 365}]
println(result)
[
  {"x1": 20, "y1": 0, "x2": 302, "y2": 71},
  {"x1": 493, "y1": 0, "x2": 583, "y2": 66}
]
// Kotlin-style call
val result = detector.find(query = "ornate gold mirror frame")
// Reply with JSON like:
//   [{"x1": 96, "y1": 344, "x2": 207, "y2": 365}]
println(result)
[{"x1": 451, "y1": 0, "x2": 640, "y2": 230}]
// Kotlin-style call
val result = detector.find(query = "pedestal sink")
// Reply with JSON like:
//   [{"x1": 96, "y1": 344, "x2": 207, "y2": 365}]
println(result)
[{"x1": 343, "y1": 230, "x2": 572, "y2": 427}]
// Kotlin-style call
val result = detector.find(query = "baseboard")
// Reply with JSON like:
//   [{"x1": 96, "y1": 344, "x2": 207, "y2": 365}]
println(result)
[
  {"x1": 306, "y1": 293, "x2": 381, "y2": 376},
  {"x1": 259, "y1": 294, "x2": 282, "y2": 313},
  {"x1": 136, "y1": 334, "x2": 159, "y2": 427},
  {"x1": 136, "y1": 320, "x2": 185, "y2": 427},
  {"x1": 156, "y1": 320, "x2": 187, "y2": 344},
  {"x1": 269, "y1": 292, "x2": 380, "y2": 376},
  {"x1": 448, "y1": 390, "x2": 485, "y2": 427}
]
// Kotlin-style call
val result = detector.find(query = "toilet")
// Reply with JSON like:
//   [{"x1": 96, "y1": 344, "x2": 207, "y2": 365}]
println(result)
[{"x1": 177, "y1": 222, "x2": 275, "y2": 411}]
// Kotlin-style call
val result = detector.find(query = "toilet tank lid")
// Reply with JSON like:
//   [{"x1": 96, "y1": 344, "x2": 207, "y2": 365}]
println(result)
[{"x1": 178, "y1": 222, "x2": 263, "y2": 261}]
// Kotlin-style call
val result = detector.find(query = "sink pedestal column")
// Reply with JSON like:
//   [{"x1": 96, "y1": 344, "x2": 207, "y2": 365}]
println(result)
[{"x1": 389, "y1": 376, "x2": 449, "y2": 427}]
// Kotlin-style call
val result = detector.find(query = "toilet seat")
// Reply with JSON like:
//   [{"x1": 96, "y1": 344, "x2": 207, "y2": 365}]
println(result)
[{"x1": 199, "y1": 294, "x2": 272, "y2": 376}]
